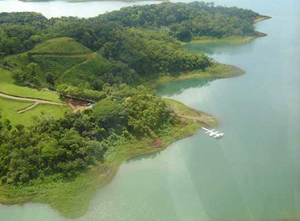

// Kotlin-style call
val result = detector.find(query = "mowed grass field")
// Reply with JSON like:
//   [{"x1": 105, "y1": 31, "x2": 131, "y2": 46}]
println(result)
[
  {"x1": 0, "y1": 67, "x2": 62, "y2": 102},
  {"x1": 0, "y1": 67, "x2": 69, "y2": 125},
  {"x1": 31, "y1": 37, "x2": 92, "y2": 54},
  {"x1": 0, "y1": 97, "x2": 69, "y2": 126}
]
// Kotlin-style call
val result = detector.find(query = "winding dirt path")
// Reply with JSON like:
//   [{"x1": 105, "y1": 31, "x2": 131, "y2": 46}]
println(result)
[
  {"x1": 18, "y1": 102, "x2": 40, "y2": 113},
  {"x1": 0, "y1": 91, "x2": 65, "y2": 105},
  {"x1": 0, "y1": 91, "x2": 67, "y2": 113}
]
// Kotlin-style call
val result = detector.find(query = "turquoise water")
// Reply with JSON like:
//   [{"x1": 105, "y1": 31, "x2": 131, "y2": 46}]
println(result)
[{"x1": 0, "y1": 0, "x2": 300, "y2": 220}]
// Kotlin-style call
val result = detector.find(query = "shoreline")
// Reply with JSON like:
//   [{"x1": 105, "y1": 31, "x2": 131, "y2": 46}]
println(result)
[
  {"x1": 0, "y1": 13, "x2": 270, "y2": 219},
  {"x1": 182, "y1": 31, "x2": 268, "y2": 46},
  {"x1": 182, "y1": 36, "x2": 257, "y2": 46},
  {"x1": 182, "y1": 15, "x2": 271, "y2": 46},
  {"x1": 143, "y1": 63, "x2": 246, "y2": 91},
  {"x1": 253, "y1": 15, "x2": 272, "y2": 24},
  {"x1": 0, "y1": 64, "x2": 243, "y2": 218},
  {"x1": 0, "y1": 61, "x2": 243, "y2": 218},
  {"x1": 0, "y1": 63, "x2": 237, "y2": 218},
  {"x1": 0, "y1": 98, "x2": 217, "y2": 218}
]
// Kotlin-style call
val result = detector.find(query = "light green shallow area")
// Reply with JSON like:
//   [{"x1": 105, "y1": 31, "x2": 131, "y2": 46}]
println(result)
[{"x1": 0, "y1": 0, "x2": 300, "y2": 220}]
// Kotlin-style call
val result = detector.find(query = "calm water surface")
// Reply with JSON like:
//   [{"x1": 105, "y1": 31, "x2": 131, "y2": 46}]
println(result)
[
  {"x1": 0, "y1": 0, "x2": 299, "y2": 220},
  {"x1": 0, "y1": 0, "x2": 160, "y2": 18}
]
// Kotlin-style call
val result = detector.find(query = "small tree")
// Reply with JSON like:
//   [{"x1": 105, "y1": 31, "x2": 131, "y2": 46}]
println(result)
[{"x1": 45, "y1": 72, "x2": 55, "y2": 86}]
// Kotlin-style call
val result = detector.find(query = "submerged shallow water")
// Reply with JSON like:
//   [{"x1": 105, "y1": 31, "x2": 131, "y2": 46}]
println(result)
[{"x1": 0, "y1": 0, "x2": 300, "y2": 220}]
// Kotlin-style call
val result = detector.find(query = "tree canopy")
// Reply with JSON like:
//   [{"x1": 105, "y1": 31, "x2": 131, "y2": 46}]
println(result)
[
  {"x1": 0, "y1": 2, "x2": 261, "y2": 186},
  {"x1": 0, "y1": 85, "x2": 173, "y2": 185}
]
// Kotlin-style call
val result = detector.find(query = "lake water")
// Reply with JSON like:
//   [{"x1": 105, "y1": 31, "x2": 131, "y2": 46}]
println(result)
[
  {"x1": 0, "y1": 0, "x2": 160, "y2": 18},
  {"x1": 0, "y1": 0, "x2": 299, "y2": 220}
]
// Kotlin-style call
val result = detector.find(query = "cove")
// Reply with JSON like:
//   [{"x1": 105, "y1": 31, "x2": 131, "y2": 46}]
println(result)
[{"x1": 0, "y1": 0, "x2": 299, "y2": 220}]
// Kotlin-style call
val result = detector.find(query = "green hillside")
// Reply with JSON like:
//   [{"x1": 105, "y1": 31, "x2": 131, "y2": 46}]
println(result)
[
  {"x1": 58, "y1": 53, "x2": 108, "y2": 85},
  {"x1": 30, "y1": 37, "x2": 92, "y2": 54},
  {"x1": 31, "y1": 54, "x2": 88, "y2": 80},
  {"x1": 3, "y1": 38, "x2": 94, "y2": 84}
]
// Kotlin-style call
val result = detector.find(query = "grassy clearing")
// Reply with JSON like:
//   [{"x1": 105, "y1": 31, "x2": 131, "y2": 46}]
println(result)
[
  {"x1": 0, "y1": 97, "x2": 69, "y2": 126},
  {"x1": 31, "y1": 37, "x2": 92, "y2": 54},
  {"x1": 0, "y1": 97, "x2": 33, "y2": 125},
  {"x1": 0, "y1": 67, "x2": 62, "y2": 102},
  {"x1": 0, "y1": 98, "x2": 215, "y2": 218},
  {"x1": 18, "y1": 104, "x2": 70, "y2": 126},
  {"x1": 58, "y1": 52, "x2": 105, "y2": 85},
  {"x1": 182, "y1": 36, "x2": 257, "y2": 46},
  {"x1": 142, "y1": 63, "x2": 245, "y2": 90}
]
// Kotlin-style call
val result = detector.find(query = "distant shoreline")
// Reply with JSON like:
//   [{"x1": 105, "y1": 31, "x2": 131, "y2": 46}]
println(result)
[
  {"x1": 253, "y1": 15, "x2": 272, "y2": 24},
  {"x1": 0, "y1": 96, "x2": 218, "y2": 218},
  {"x1": 183, "y1": 15, "x2": 272, "y2": 46},
  {"x1": 143, "y1": 63, "x2": 245, "y2": 91},
  {"x1": 0, "y1": 62, "x2": 242, "y2": 218},
  {"x1": 20, "y1": 0, "x2": 164, "y2": 3}
]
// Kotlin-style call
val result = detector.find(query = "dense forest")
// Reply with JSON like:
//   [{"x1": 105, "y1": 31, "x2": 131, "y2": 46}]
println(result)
[
  {"x1": 103, "y1": 2, "x2": 259, "y2": 41},
  {"x1": 0, "y1": 85, "x2": 175, "y2": 184},
  {"x1": 0, "y1": 2, "x2": 260, "y2": 96},
  {"x1": 0, "y1": 2, "x2": 260, "y2": 185},
  {"x1": 0, "y1": 12, "x2": 211, "y2": 94}
]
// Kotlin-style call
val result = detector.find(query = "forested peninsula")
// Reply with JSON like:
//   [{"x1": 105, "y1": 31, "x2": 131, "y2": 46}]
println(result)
[{"x1": 0, "y1": 2, "x2": 269, "y2": 218}]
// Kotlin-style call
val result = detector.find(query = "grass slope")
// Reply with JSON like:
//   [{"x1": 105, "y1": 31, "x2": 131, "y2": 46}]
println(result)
[
  {"x1": 183, "y1": 36, "x2": 257, "y2": 45},
  {"x1": 32, "y1": 54, "x2": 88, "y2": 80},
  {"x1": 58, "y1": 52, "x2": 106, "y2": 85},
  {"x1": 0, "y1": 97, "x2": 69, "y2": 126},
  {"x1": 0, "y1": 67, "x2": 62, "y2": 102},
  {"x1": 31, "y1": 37, "x2": 92, "y2": 55}
]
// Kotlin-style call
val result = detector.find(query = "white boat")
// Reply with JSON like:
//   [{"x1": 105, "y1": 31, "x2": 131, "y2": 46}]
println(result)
[{"x1": 202, "y1": 127, "x2": 224, "y2": 139}]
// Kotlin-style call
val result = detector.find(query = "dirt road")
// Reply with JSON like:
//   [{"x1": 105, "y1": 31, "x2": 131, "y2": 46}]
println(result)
[
  {"x1": 0, "y1": 91, "x2": 67, "y2": 113},
  {"x1": 0, "y1": 91, "x2": 65, "y2": 106}
]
